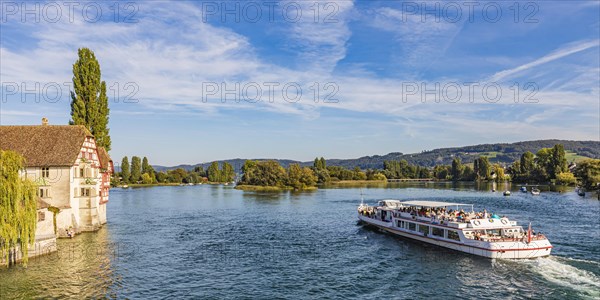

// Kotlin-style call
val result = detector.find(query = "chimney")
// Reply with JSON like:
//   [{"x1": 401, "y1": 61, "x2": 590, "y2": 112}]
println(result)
[{"x1": 42, "y1": 117, "x2": 48, "y2": 126}]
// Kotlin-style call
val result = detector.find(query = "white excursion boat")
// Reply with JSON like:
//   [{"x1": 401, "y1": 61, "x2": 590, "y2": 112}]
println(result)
[{"x1": 358, "y1": 200, "x2": 552, "y2": 259}]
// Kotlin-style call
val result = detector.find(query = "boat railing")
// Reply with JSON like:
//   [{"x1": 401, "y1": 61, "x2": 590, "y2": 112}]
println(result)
[{"x1": 476, "y1": 234, "x2": 547, "y2": 243}]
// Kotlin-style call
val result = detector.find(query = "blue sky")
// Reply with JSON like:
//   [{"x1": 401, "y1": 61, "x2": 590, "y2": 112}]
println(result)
[{"x1": 1, "y1": 0, "x2": 599, "y2": 166}]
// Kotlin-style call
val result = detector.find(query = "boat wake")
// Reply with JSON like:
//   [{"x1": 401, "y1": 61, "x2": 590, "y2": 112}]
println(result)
[{"x1": 524, "y1": 256, "x2": 600, "y2": 298}]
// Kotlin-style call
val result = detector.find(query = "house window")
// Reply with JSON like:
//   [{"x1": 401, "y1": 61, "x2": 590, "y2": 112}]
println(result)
[
  {"x1": 38, "y1": 211, "x2": 45, "y2": 222},
  {"x1": 39, "y1": 188, "x2": 50, "y2": 198},
  {"x1": 80, "y1": 168, "x2": 85, "y2": 178},
  {"x1": 41, "y1": 167, "x2": 50, "y2": 178},
  {"x1": 81, "y1": 188, "x2": 90, "y2": 197}
]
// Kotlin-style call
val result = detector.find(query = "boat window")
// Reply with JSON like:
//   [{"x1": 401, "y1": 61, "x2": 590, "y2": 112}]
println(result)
[
  {"x1": 400, "y1": 221, "x2": 405, "y2": 229},
  {"x1": 408, "y1": 222, "x2": 416, "y2": 231},
  {"x1": 397, "y1": 220, "x2": 402, "y2": 227},
  {"x1": 447, "y1": 230, "x2": 461, "y2": 241},
  {"x1": 418, "y1": 225, "x2": 429, "y2": 235},
  {"x1": 432, "y1": 227, "x2": 444, "y2": 237},
  {"x1": 487, "y1": 229, "x2": 501, "y2": 236}
]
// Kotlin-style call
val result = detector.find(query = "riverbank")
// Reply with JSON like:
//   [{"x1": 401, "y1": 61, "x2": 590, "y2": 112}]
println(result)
[
  {"x1": 117, "y1": 182, "x2": 233, "y2": 188},
  {"x1": 331, "y1": 180, "x2": 387, "y2": 184},
  {"x1": 235, "y1": 185, "x2": 318, "y2": 191}
]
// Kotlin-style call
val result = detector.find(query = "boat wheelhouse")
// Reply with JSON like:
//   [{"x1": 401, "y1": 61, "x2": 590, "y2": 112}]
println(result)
[{"x1": 358, "y1": 200, "x2": 552, "y2": 259}]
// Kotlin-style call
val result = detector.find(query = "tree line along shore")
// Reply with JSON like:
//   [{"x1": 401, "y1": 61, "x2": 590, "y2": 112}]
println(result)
[{"x1": 116, "y1": 144, "x2": 599, "y2": 192}]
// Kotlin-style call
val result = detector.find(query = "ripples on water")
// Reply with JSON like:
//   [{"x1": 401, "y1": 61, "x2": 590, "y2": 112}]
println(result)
[{"x1": 0, "y1": 183, "x2": 598, "y2": 299}]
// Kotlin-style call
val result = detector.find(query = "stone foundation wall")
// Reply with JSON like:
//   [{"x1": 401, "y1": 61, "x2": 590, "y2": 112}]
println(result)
[{"x1": 0, "y1": 237, "x2": 57, "y2": 266}]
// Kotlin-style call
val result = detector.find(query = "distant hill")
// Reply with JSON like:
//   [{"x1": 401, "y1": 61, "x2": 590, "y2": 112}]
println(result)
[
  {"x1": 153, "y1": 140, "x2": 600, "y2": 172},
  {"x1": 153, "y1": 159, "x2": 302, "y2": 173}
]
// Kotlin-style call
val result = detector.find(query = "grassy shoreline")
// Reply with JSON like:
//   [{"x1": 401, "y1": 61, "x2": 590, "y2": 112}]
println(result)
[
  {"x1": 330, "y1": 180, "x2": 387, "y2": 184},
  {"x1": 235, "y1": 185, "x2": 318, "y2": 191}
]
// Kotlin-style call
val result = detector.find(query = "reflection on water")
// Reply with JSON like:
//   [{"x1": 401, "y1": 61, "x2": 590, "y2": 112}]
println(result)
[
  {"x1": 324, "y1": 181, "x2": 575, "y2": 193},
  {"x1": 0, "y1": 228, "x2": 120, "y2": 299},
  {"x1": 0, "y1": 183, "x2": 598, "y2": 299}
]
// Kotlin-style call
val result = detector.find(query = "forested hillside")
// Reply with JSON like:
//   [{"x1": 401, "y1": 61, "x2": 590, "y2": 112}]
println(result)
[{"x1": 154, "y1": 140, "x2": 599, "y2": 172}]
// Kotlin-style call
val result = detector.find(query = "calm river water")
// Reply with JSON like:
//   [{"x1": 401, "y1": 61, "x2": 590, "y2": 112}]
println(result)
[{"x1": 1, "y1": 183, "x2": 599, "y2": 299}]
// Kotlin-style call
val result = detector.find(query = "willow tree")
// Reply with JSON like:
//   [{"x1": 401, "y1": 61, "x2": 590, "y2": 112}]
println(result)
[
  {"x1": 0, "y1": 150, "x2": 38, "y2": 265},
  {"x1": 69, "y1": 47, "x2": 111, "y2": 151}
]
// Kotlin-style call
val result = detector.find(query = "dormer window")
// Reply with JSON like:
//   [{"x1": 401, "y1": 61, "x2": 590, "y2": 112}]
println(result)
[{"x1": 41, "y1": 167, "x2": 50, "y2": 178}]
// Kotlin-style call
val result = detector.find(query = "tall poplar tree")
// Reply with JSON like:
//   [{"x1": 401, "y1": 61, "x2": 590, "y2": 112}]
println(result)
[
  {"x1": 69, "y1": 48, "x2": 111, "y2": 151},
  {"x1": 121, "y1": 157, "x2": 130, "y2": 183},
  {"x1": 131, "y1": 156, "x2": 142, "y2": 183}
]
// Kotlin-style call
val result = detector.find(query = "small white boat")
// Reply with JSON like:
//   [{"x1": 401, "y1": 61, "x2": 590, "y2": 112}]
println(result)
[
  {"x1": 503, "y1": 191, "x2": 511, "y2": 196},
  {"x1": 122, "y1": 184, "x2": 129, "y2": 189},
  {"x1": 358, "y1": 200, "x2": 552, "y2": 259},
  {"x1": 520, "y1": 187, "x2": 527, "y2": 193},
  {"x1": 531, "y1": 188, "x2": 540, "y2": 195}
]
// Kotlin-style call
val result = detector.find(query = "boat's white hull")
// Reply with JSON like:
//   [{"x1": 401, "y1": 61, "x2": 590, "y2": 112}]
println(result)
[{"x1": 358, "y1": 214, "x2": 552, "y2": 259}]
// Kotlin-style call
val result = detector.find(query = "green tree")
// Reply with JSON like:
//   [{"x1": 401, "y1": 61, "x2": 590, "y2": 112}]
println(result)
[
  {"x1": 451, "y1": 158, "x2": 463, "y2": 181},
  {"x1": 193, "y1": 166, "x2": 206, "y2": 177},
  {"x1": 241, "y1": 160, "x2": 257, "y2": 184},
  {"x1": 221, "y1": 162, "x2": 235, "y2": 182},
  {"x1": 433, "y1": 165, "x2": 450, "y2": 180},
  {"x1": 287, "y1": 164, "x2": 304, "y2": 189},
  {"x1": 141, "y1": 156, "x2": 156, "y2": 183},
  {"x1": 156, "y1": 171, "x2": 167, "y2": 183},
  {"x1": 168, "y1": 168, "x2": 187, "y2": 183},
  {"x1": 287, "y1": 164, "x2": 317, "y2": 189},
  {"x1": 556, "y1": 172, "x2": 577, "y2": 186},
  {"x1": 474, "y1": 156, "x2": 490, "y2": 180},
  {"x1": 300, "y1": 166, "x2": 318, "y2": 187},
  {"x1": 142, "y1": 157, "x2": 150, "y2": 174},
  {"x1": 534, "y1": 148, "x2": 552, "y2": 181},
  {"x1": 141, "y1": 173, "x2": 153, "y2": 184},
  {"x1": 120, "y1": 156, "x2": 130, "y2": 183},
  {"x1": 550, "y1": 144, "x2": 568, "y2": 177},
  {"x1": 313, "y1": 157, "x2": 327, "y2": 170},
  {"x1": 0, "y1": 150, "x2": 38, "y2": 264},
  {"x1": 208, "y1": 162, "x2": 221, "y2": 182},
  {"x1": 314, "y1": 168, "x2": 330, "y2": 183},
  {"x1": 352, "y1": 167, "x2": 367, "y2": 180},
  {"x1": 130, "y1": 156, "x2": 142, "y2": 183},
  {"x1": 69, "y1": 48, "x2": 111, "y2": 150},
  {"x1": 520, "y1": 151, "x2": 535, "y2": 178},
  {"x1": 493, "y1": 164, "x2": 505, "y2": 182},
  {"x1": 319, "y1": 157, "x2": 326, "y2": 169},
  {"x1": 240, "y1": 160, "x2": 287, "y2": 187},
  {"x1": 574, "y1": 159, "x2": 600, "y2": 189},
  {"x1": 462, "y1": 165, "x2": 475, "y2": 181}
]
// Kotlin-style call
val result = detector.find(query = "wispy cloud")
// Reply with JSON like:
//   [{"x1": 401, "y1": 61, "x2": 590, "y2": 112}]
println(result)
[
  {"x1": 1, "y1": 1, "x2": 599, "y2": 162},
  {"x1": 490, "y1": 40, "x2": 600, "y2": 82}
]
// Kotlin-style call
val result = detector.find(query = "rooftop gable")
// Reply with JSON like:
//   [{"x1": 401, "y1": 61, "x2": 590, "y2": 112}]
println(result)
[{"x1": 0, "y1": 125, "x2": 92, "y2": 167}]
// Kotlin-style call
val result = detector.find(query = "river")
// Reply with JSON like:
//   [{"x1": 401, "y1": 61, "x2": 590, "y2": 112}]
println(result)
[{"x1": 1, "y1": 183, "x2": 599, "y2": 299}]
